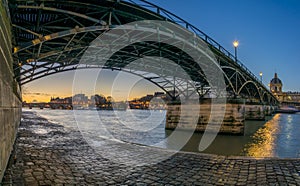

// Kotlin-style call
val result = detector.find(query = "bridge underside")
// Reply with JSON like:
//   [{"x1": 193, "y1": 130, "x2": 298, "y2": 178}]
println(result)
[{"x1": 9, "y1": 0, "x2": 278, "y2": 105}]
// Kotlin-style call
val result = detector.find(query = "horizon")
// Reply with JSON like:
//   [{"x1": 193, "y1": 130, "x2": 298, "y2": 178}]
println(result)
[
  {"x1": 23, "y1": 89, "x2": 165, "y2": 103},
  {"x1": 22, "y1": 69, "x2": 296, "y2": 103}
]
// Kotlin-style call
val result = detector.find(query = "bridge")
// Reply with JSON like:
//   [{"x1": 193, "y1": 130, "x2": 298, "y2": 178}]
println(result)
[
  {"x1": 8, "y1": 0, "x2": 277, "y2": 105},
  {"x1": 0, "y1": 0, "x2": 279, "y2": 180}
]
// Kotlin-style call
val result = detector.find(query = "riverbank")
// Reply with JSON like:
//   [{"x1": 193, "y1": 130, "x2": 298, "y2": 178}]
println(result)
[{"x1": 1, "y1": 111, "x2": 300, "y2": 185}]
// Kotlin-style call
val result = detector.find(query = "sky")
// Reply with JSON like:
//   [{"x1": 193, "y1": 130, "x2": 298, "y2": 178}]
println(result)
[
  {"x1": 23, "y1": 0, "x2": 300, "y2": 102},
  {"x1": 23, "y1": 70, "x2": 161, "y2": 102}
]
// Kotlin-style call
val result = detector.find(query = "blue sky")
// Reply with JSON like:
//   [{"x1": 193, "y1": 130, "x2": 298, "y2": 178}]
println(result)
[
  {"x1": 150, "y1": 0, "x2": 300, "y2": 90},
  {"x1": 23, "y1": 0, "x2": 300, "y2": 102}
]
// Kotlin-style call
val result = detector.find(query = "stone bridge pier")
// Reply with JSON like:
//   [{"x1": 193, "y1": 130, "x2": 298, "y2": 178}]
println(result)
[
  {"x1": 165, "y1": 99, "x2": 277, "y2": 135},
  {"x1": 166, "y1": 99, "x2": 246, "y2": 135}
]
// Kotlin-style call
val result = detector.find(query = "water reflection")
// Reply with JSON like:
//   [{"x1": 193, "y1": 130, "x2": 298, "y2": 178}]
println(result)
[
  {"x1": 29, "y1": 109, "x2": 300, "y2": 158},
  {"x1": 273, "y1": 113, "x2": 300, "y2": 158},
  {"x1": 242, "y1": 114, "x2": 280, "y2": 157},
  {"x1": 243, "y1": 113, "x2": 300, "y2": 158},
  {"x1": 171, "y1": 118, "x2": 268, "y2": 156}
]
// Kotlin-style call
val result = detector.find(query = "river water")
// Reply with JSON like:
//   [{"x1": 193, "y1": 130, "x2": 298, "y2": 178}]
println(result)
[{"x1": 27, "y1": 108, "x2": 300, "y2": 158}]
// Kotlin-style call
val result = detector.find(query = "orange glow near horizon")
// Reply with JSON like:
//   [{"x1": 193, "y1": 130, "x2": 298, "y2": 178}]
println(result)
[
  {"x1": 22, "y1": 91, "x2": 155, "y2": 103},
  {"x1": 22, "y1": 93, "x2": 72, "y2": 103},
  {"x1": 22, "y1": 69, "x2": 161, "y2": 103}
]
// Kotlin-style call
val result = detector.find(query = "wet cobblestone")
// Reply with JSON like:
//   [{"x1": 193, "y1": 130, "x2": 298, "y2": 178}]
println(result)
[{"x1": 1, "y1": 111, "x2": 300, "y2": 185}]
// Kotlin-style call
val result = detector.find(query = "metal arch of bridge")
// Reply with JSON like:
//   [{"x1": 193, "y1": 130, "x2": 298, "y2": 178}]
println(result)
[{"x1": 9, "y1": 0, "x2": 278, "y2": 105}]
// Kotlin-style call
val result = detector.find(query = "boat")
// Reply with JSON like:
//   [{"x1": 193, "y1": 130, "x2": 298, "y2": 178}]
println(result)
[{"x1": 276, "y1": 106, "x2": 299, "y2": 114}]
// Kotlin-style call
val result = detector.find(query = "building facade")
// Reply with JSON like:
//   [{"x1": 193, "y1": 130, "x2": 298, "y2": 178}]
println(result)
[{"x1": 269, "y1": 73, "x2": 300, "y2": 105}]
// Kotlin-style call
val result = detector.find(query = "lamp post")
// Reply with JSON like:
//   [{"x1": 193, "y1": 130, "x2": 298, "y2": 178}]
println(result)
[
  {"x1": 233, "y1": 40, "x2": 239, "y2": 62},
  {"x1": 259, "y1": 72, "x2": 263, "y2": 83}
]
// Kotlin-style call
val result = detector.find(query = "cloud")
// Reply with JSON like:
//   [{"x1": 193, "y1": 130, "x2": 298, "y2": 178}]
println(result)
[{"x1": 23, "y1": 92, "x2": 54, "y2": 96}]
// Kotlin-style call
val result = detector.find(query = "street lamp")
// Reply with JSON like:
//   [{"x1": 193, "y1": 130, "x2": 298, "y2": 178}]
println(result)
[
  {"x1": 233, "y1": 40, "x2": 239, "y2": 62},
  {"x1": 259, "y1": 72, "x2": 263, "y2": 82}
]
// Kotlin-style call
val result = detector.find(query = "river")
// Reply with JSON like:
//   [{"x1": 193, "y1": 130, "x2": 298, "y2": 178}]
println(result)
[{"x1": 27, "y1": 108, "x2": 300, "y2": 158}]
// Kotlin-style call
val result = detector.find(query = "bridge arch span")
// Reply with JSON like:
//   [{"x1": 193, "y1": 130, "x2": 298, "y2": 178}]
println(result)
[
  {"x1": 220, "y1": 66, "x2": 248, "y2": 95},
  {"x1": 10, "y1": 0, "x2": 278, "y2": 105},
  {"x1": 261, "y1": 91, "x2": 271, "y2": 104},
  {"x1": 238, "y1": 81, "x2": 262, "y2": 102}
]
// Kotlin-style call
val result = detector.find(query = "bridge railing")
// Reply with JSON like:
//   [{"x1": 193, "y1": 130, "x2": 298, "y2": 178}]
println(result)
[{"x1": 123, "y1": 0, "x2": 271, "y2": 94}]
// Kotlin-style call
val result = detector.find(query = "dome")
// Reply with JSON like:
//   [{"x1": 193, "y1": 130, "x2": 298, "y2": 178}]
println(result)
[
  {"x1": 270, "y1": 78, "x2": 282, "y2": 84},
  {"x1": 270, "y1": 73, "x2": 282, "y2": 84}
]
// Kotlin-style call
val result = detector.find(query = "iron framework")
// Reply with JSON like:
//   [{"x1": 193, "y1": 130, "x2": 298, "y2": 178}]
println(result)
[{"x1": 8, "y1": 0, "x2": 278, "y2": 105}]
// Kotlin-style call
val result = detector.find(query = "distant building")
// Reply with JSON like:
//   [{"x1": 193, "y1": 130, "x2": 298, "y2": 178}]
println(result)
[
  {"x1": 49, "y1": 97, "x2": 72, "y2": 109},
  {"x1": 139, "y1": 94, "x2": 154, "y2": 102},
  {"x1": 269, "y1": 73, "x2": 300, "y2": 104},
  {"x1": 154, "y1": 92, "x2": 165, "y2": 97},
  {"x1": 91, "y1": 94, "x2": 107, "y2": 105},
  {"x1": 270, "y1": 73, "x2": 282, "y2": 95},
  {"x1": 129, "y1": 92, "x2": 168, "y2": 109},
  {"x1": 50, "y1": 97, "x2": 72, "y2": 104},
  {"x1": 73, "y1": 94, "x2": 88, "y2": 106}
]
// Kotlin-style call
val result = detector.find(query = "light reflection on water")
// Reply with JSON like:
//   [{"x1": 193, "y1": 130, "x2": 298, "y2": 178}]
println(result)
[
  {"x1": 27, "y1": 109, "x2": 300, "y2": 158},
  {"x1": 242, "y1": 114, "x2": 280, "y2": 157},
  {"x1": 273, "y1": 113, "x2": 300, "y2": 158}
]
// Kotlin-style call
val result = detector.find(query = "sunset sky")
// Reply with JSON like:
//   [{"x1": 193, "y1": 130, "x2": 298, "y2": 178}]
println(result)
[
  {"x1": 23, "y1": 0, "x2": 300, "y2": 103},
  {"x1": 22, "y1": 69, "x2": 160, "y2": 102}
]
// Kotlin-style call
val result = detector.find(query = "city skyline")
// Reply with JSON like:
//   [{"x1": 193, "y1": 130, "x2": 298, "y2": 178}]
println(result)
[
  {"x1": 23, "y1": 91, "x2": 168, "y2": 110},
  {"x1": 22, "y1": 0, "x2": 300, "y2": 102},
  {"x1": 23, "y1": 91, "x2": 165, "y2": 103}
]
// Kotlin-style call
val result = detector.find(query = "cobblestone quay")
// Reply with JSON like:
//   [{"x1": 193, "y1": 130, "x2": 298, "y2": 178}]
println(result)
[{"x1": 2, "y1": 112, "x2": 300, "y2": 185}]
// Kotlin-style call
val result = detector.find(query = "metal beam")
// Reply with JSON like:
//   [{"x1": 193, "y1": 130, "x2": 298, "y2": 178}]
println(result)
[{"x1": 17, "y1": 5, "x2": 107, "y2": 25}]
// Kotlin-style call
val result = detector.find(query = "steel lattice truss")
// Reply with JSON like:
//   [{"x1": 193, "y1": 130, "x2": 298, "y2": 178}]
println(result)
[{"x1": 8, "y1": 0, "x2": 278, "y2": 105}]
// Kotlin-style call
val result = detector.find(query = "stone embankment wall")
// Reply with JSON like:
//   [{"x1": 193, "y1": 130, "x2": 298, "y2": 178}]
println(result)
[
  {"x1": 166, "y1": 102, "x2": 245, "y2": 135},
  {"x1": 0, "y1": 1, "x2": 22, "y2": 181}
]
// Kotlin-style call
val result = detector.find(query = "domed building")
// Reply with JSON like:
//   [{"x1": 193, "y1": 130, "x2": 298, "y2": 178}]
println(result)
[
  {"x1": 269, "y1": 73, "x2": 300, "y2": 106},
  {"x1": 270, "y1": 73, "x2": 282, "y2": 94}
]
